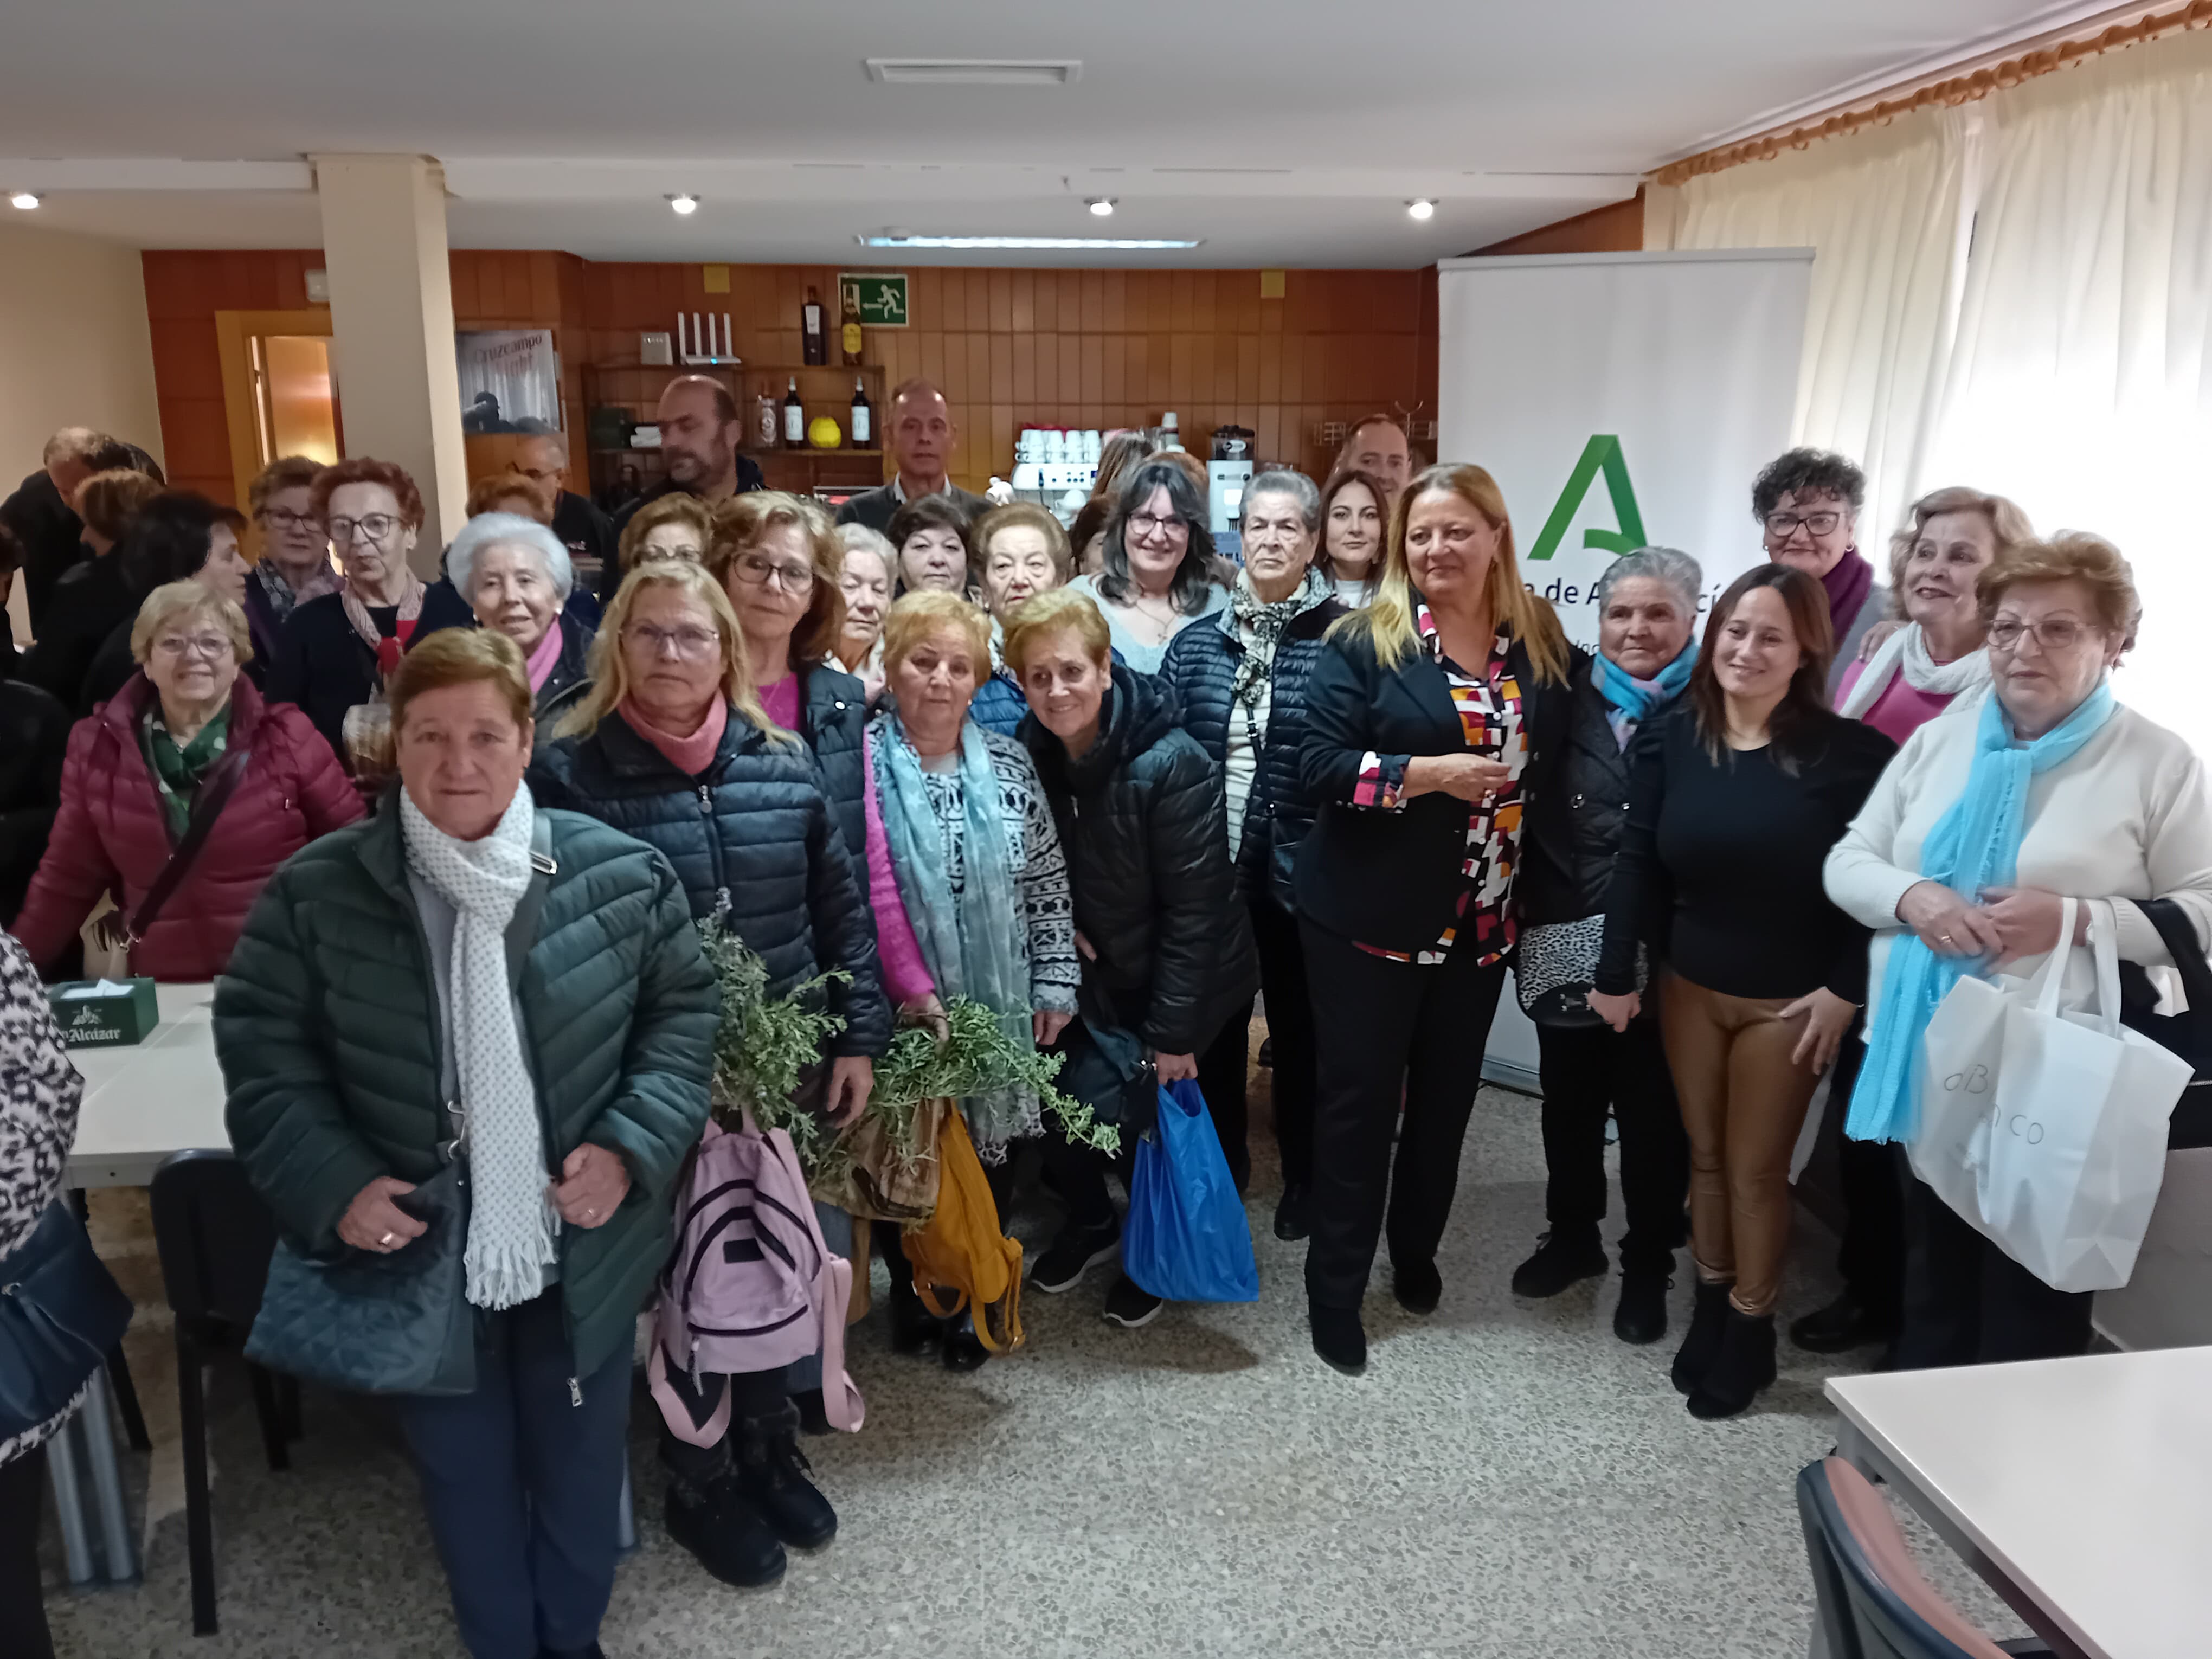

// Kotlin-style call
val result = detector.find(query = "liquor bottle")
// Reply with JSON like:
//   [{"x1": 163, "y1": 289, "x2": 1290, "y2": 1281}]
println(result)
[
  {"x1": 802, "y1": 287, "x2": 827, "y2": 366},
  {"x1": 841, "y1": 286, "x2": 864, "y2": 366},
  {"x1": 850, "y1": 377, "x2": 873, "y2": 448},
  {"x1": 782, "y1": 377, "x2": 806, "y2": 448},
  {"x1": 755, "y1": 392, "x2": 778, "y2": 450}
]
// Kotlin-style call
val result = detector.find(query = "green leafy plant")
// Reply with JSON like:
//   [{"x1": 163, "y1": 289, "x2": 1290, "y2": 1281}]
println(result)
[{"x1": 697, "y1": 919, "x2": 847, "y2": 1167}]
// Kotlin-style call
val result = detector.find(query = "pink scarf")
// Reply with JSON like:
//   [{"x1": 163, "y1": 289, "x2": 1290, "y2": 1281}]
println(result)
[
  {"x1": 524, "y1": 619, "x2": 565, "y2": 693},
  {"x1": 619, "y1": 695, "x2": 728, "y2": 776}
]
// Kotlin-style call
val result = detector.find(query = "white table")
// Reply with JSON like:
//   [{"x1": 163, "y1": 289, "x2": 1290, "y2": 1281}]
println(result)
[
  {"x1": 1826, "y1": 1347, "x2": 2212, "y2": 1659},
  {"x1": 66, "y1": 981, "x2": 230, "y2": 1188}
]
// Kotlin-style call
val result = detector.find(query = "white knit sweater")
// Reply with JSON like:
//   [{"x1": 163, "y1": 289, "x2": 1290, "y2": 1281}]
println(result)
[{"x1": 1824, "y1": 693, "x2": 2212, "y2": 1017}]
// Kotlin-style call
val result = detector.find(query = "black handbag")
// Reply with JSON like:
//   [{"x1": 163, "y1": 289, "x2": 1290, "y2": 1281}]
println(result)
[
  {"x1": 0, "y1": 1200, "x2": 135, "y2": 1441},
  {"x1": 1051, "y1": 971, "x2": 1159, "y2": 1136},
  {"x1": 2124, "y1": 897, "x2": 2212, "y2": 1149}
]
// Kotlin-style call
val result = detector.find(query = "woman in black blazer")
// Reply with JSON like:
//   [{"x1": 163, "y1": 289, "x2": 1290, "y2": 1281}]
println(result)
[{"x1": 1295, "y1": 462, "x2": 1570, "y2": 1375}]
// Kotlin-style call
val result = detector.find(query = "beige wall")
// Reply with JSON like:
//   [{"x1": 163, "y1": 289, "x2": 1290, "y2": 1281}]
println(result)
[{"x1": 0, "y1": 221, "x2": 163, "y2": 641}]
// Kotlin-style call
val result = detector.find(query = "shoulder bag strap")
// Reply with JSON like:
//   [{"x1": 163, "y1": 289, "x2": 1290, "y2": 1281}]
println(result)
[{"x1": 126, "y1": 741, "x2": 253, "y2": 946}]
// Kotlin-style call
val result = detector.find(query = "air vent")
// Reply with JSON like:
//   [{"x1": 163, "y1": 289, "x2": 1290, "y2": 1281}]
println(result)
[{"x1": 865, "y1": 58, "x2": 1082, "y2": 86}]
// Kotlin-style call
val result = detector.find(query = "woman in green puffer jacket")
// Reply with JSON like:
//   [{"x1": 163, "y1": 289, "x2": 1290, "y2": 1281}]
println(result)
[{"x1": 216, "y1": 628, "x2": 715, "y2": 1659}]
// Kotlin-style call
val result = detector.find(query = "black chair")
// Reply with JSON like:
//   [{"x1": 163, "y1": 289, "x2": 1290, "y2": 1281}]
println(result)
[
  {"x1": 1797, "y1": 1457, "x2": 2052, "y2": 1659},
  {"x1": 149, "y1": 1149, "x2": 300, "y2": 1636}
]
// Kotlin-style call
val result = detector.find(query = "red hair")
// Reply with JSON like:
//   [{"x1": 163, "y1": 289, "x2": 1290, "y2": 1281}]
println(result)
[{"x1": 310, "y1": 457, "x2": 425, "y2": 531}]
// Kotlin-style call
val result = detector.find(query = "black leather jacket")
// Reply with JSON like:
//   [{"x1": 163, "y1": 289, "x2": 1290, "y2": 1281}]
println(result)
[{"x1": 1517, "y1": 649, "x2": 1668, "y2": 927}]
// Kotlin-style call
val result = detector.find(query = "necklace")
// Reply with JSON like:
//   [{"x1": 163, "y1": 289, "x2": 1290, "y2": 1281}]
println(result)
[{"x1": 1126, "y1": 589, "x2": 1179, "y2": 642}]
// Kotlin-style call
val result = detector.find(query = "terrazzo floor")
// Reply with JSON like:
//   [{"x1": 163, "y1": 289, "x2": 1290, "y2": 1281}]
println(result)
[{"x1": 46, "y1": 1071, "x2": 2028, "y2": 1658}]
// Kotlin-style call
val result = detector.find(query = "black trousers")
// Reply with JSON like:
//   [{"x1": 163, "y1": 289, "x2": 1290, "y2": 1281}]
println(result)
[
  {"x1": 0, "y1": 1445, "x2": 53, "y2": 1659},
  {"x1": 1534, "y1": 1012, "x2": 1689, "y2": 1276},
  {"x1": 1825, "y1": 1036, "x2": 1905, "y2": 1322},
  {"x1": 1250, "y1": 894, "x2": 1318, "y2": 1190},
  {"x1": 1301, "y1": 920, "x2": 1509, "y2": 1310},
  {"x1": 1893, "y1": 1172, "x2": 2094, "y2": 1369},
  {"x1": 1196, "y1": 998, "x2": 1256, "y2": 1195}
]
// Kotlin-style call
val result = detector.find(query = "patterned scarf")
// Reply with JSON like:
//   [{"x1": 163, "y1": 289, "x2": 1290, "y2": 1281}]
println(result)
[
  {"x1": 1229, "y1": 567, "x2": 1332, "y2": 712},
  {"x1": 342, "y1": 571, "x2": 427, "y2": 679},
  {"x1": 399, "y1": 785, "x2": 555, "y2": 1310},
  {"x1": 142, "y1": 703, "x2": 230, "y2": 841},
  {"x1": 252, "y1": 556, "x2": 339, "y2": 625}
]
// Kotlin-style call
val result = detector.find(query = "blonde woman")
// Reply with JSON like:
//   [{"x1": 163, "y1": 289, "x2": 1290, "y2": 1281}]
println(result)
[
  {"x1": 1294, "y1": 462, "x2": 1572, "y2": 1375},
  {"x1": 526, "y1": 560, "x2": 887, "y2": 1586}
]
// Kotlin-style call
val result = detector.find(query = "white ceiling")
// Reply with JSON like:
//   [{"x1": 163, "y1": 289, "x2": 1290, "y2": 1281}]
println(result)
[{"x1": 0, "y1": 0, "x2": 2132, "y2": 266}]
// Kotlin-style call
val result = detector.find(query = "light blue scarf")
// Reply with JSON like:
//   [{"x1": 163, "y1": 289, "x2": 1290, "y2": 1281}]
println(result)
[
  {"x1": 872, "y1": 711, "x2": 1036, "y2": 1142},
  {"x1": 1845, "y1": 679, "x2": 2119, "y2": 1144},
  {"x1": 1594, "y1": 638, "x2": 1697, "y2": 749}
]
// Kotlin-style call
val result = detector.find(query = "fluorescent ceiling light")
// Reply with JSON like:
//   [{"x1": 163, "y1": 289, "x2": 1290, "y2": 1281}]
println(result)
[
  {"x1": 866, "y1": 58, "x2": 1081, "y2": 86},
  {"x1": 9, "y1": 190, "x2": 39, "y2": 209},
  {"x1": 860, "y1": 234, "x2": 1201, "y2": 250}
]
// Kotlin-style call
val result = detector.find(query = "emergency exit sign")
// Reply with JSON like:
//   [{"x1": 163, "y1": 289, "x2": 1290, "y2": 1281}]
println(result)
[{"x1": 839, "y1": 272, "x2": 909, "y2": 327}]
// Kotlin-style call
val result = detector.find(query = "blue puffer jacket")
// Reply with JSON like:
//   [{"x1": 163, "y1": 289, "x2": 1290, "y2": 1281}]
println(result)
[
  {"x1": 794, "y1": 662, "x2": 867, "y2": 874},
  {"x1": 970, "y1": 668, "x2": 1029, "y2": 740},
  {"x1": 528, "y1": 703, "x2": 890, "y2": 1057},
  {"x1": 1156, "y1": 593, "x2": 1344, "y2": 910}
]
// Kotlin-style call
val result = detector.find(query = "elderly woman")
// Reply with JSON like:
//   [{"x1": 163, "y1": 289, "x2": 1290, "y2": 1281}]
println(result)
[
  {"x1": 267, "y1": 457, "x2": 429, "y2": 777},
  {"x1": 1828, "y1": 534, "x2": 2212, "y2": 1370},
  {"x1": 217, "y1": 628, "x2": 714, "y2": 1659},
  {"x1": 1158, "y1": 471, "x2": 1341, "y2": 1241},
  {"x1": 1318, "y1": 467, "x2": 1389, "y2": 607},
  {"x1": 1014, "y1": 588, "x2": 1256, "y2": 1327},
  {"x1": 1294, "y1": 463, "x2": 1571, "y2": 1376},
  {"x1": 833, "y1": 523, "x2": 893, "y2": 697},
  {"x1": 1510, "y1": 548, "x2": 1701, "y2": 1345},
  {"x1": 243, "y1": 455, "x2": 340, "y2": 645},
  {"x1": 465, "y1": 474, "x2": 550, "y2": 525},
  {"x1": 870, "y1": 591, "x2": 1079, "y2": 1346},
  {"x1": 429, "y1": 512, "x2": 591, "y2": 715},
  {"x1": 885, "y1": 492, "x2": 974, "y2": 597},
  {"x1": 1793, "y1": 485, "x2": 2036, "y2": 1362},
  {"x1": 969, "y1": 503, "x2": 1075, "y2": 738},
  {"x1": 1065, "y1": 459, "x2": 1230, "y2": 674},
  {"x1": 17, "y1": 468, "x2": 165, "y2": 703},
  {"x1": 77, "y1": 492, "x2": 258, "y2": 710},
  {"x1": 529, "y1": 561, "x2": 886, "y2": 1586},
  {"x1": 617, "y1": 492, "x2": 714, "y2": 577},
  {"x1": 1592, "y1": 567, "x2": 1893, "y2": 1417},
  {"x1": 1753, "y1": 447, "x2": 1887, "y2": 697},
  {"x1": 14, "y1": 582, "x2": 361, "y2": 981}
]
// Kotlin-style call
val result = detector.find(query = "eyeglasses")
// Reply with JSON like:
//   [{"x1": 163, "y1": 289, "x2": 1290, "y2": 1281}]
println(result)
[
  {"x1": 329, "y1": 513, "x2": 401, "y2": 545},
  {"x1": 1764, "y1": 510, "x2": 1842, "y2": 538},
  {"x1": 730, "y1": 554, "x2": 816, "y2": 593},
  {"x1": 260, "y1": 509, "x2": 320, "y2": 532},
  {"x1": 1128, "y1": 512, "x2": 1188, "y2": 541},
  {"x1": 152, "y1": 634, "x2": 233, "y2": 661},
  {"x1": 638, "y1": 544, "x2": 702, "y2": 564},
  {"x1": 1988, "y1": 618, "x2": 2099, "y2": 654},
  {"x1": 623, "y1": 623, "x2": 722, "y2": 660}
]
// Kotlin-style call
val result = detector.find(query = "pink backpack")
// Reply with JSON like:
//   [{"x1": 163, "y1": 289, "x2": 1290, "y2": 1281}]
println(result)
[{"x1": 648, "y1": 1114, "x2": 864, "y2": 1443}]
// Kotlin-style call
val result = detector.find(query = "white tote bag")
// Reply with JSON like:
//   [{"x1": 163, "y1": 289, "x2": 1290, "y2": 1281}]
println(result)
[
  {"x1": 1939, "y1": 899, "x2": 2192, "y2": 1291},
  {"x1": 1906, "y1": 970, "x2": 2012, "y2": 1214}
]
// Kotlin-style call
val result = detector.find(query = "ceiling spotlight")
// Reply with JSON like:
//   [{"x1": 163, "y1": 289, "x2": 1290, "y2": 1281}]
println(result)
[
  {"x1": 667, "y1": 193, "x2": 699, "y2": 216},
  {"x1": 1406, "y1": 198, "x2": 1436, "y2": 221},
  {"x1": 1086, "y1": 197, "x2": 1116, "y2": 217},
  {"x1": 9, "y1": 191, "x2": 40, "y2": 211}
]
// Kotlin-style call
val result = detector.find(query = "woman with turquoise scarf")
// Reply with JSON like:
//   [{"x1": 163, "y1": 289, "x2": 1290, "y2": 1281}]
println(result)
[
  {"x1": 868, "y1": 589, "x2": 1081, "y2": 1366},
  {"x1": 1827, "y1": 533, "x2": 2212, "y2": 1369}
]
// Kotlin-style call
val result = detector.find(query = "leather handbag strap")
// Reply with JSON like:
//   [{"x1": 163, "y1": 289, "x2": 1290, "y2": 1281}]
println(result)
[{"x1": 127, "y1": 742, "x2": 252, "y2": 946}]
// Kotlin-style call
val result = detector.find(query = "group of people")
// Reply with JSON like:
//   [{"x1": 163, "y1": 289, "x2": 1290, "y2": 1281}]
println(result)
[{"x1": 3, "y1": 392, "x2": 2207, "y2": 1659}]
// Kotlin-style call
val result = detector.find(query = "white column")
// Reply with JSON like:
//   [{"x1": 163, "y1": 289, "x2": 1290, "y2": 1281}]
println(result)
[{"x1": 311, "y1": 154, "x2": 467, "y2": 564}]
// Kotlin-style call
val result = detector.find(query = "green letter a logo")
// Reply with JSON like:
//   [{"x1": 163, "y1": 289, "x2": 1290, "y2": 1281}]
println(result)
[{"x1": 1527, "y1": 435, "x2": 1647, "y2": 562}]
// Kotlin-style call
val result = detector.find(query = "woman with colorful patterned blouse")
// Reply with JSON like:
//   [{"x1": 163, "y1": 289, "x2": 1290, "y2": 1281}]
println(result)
[{"x1": 1293, "y1": 463, "x2": 1572, "y2": 1376}]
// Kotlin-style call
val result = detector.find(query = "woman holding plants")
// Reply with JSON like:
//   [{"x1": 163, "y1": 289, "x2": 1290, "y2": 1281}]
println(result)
[{"x1": 526, "y1": 558, "x2": 887, "y2": 1593}]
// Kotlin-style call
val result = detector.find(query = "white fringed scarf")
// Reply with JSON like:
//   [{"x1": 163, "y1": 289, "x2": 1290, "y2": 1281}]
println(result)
[
  {"x1": 1838, "y1": 621, "x2": 1992, "y2": 721},
  {"x1": 400, "y1": 786, "x2": 556, "y2": 1309}
]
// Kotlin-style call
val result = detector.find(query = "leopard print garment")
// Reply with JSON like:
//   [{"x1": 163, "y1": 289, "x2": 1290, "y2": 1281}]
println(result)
[{"x1": 0, "y1": 930, "x2": 89, "y2": 1468}]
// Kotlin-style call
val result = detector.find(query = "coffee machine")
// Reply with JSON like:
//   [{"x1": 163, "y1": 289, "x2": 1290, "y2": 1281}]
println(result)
[{"x1": 1207, "y1": 426, "x2": 1255, "y2": 561}]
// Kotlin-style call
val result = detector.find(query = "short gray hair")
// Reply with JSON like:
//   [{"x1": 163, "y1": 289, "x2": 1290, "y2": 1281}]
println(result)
[
  {"x1": 1243, "y1": 468, "x2": 1320, "y2": 533},
  {"x1": 446, "y1": 512, "x2": 574, "y2": 603},
  {"x1": 837, "y1": 522, "x2": 896, "y2": 568},
  {"x1": 1596, "y1": 546, "x2": 1702, "y2": 618}
]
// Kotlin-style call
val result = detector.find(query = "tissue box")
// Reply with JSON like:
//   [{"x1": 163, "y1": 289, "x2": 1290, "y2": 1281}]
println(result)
[{"x1": 48, "y1": 978, "x2": 160, "y2": 1047}]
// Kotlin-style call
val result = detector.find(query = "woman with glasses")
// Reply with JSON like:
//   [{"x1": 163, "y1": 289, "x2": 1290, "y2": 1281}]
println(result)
[
  {"x1": 1828, "y1": 535, "x2": 2212, "y2": 1370},
  {"x1": 615, "y1": 492, "x2": 714, "y2": 581},
  {"x1": 266, "y1": 457, "x2": 430, "y2": 777},
  {"x1": 14, "y1": 581, "x2": 361, "y2": 981},
  {"x1": 1065, "y1": 459, "x2": 1229, "y2": 675},
  {"x1": 242, "y1": 455, "x2": 339, "y2": 650},
  {"x1": 527, "y1": 560, "x2": 888, "y2": 1592},
  {"x1": 1752, "y1": 447, "x2": 1887, "y2": 698}
]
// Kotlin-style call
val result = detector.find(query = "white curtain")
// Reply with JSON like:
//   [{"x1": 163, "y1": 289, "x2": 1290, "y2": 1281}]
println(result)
[
  {"x1": 1676, "y1": 106, "x2": 1977, "y2": 545},
  {"x1": 1918, "y1": 34, "x2": 2212, "y2": 751}
]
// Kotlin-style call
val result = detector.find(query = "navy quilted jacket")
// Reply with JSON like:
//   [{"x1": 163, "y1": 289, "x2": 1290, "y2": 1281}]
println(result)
[
  {"x1": 528, "y1": 704, "x2": 890, "y2": 1058},
  {"x1": 794, "y1": 662, "x2": 867, "y2": 874},
  {"x1": 215, "y1": 801, "x2": 717, "y2": 1377},
  {"x1": 1156, "y1": 596, "x2": 1343, "y2": 911}
]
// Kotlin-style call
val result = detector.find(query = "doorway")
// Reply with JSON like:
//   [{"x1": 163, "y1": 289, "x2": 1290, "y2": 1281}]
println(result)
[{"x1": 214, "y1": 308, "x2": 340, "y2": 551}]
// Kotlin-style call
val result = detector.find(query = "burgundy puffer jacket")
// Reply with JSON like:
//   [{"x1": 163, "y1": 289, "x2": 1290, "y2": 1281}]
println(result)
[{"x1": 13, "y1": 673, "x2": 364, "y2": 981}]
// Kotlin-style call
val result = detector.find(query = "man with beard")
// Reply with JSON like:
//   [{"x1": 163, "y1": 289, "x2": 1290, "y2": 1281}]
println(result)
[{"x1": 602, "y1": 376, "x2": 763, "y2": 601}]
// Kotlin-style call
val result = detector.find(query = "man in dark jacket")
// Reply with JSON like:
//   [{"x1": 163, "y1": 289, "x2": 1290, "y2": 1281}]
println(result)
[
  {"x1": 833, "y1": 379, "x2": 988, "y2": 535},
  {"x1": 507, "y1": 432, "x2": 615, "y2": 581},
  {"x1": 2, "y1": 426, "x2": 106, "y2": 632},
  {"x1": 603, "y1": 377, "x2": 764, "y2": 601}
]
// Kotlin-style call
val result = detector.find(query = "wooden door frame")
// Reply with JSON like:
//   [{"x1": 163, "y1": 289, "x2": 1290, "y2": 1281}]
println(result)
[{"x1": 214, "y1": 308, "x2": 334, "y2": 519}]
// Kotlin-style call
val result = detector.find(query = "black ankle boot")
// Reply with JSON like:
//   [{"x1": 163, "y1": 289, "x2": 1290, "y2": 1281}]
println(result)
[
  {"x1": 734, "y1": 1403, "x2": 837, "y2": 1549},
  {"x1": 888, "y1": 1266, "x2": 940, "y2": 1355},
  {"x1": 1687, "y1": 1307, "x2": 1778, "y2": 1420},
  {"x1": 1613, "y1": 1267, "x2": 1671, "y2": 1346},
  {"x1": 664, "y1": 1467, "x2": 786, "y2": 1589},
  {"x1": 1309, "y1": 1303, "x2": 1367, "y2": 1375},
  {"x1": 941, "y1": 1309, "x2": 991, "y2": 1371},
  {"x1": 1671, "y1": 1280, "x2": 1733, "y2": 1395},
  {"x1": 1510, "y1": 1228, "x2": 1609, "y2": 1298}
]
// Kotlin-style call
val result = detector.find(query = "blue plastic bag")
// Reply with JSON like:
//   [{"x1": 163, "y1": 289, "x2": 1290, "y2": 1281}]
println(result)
[{"x1": 1121, "y1": 1080, "x2": 1259, "y2": 1303}]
